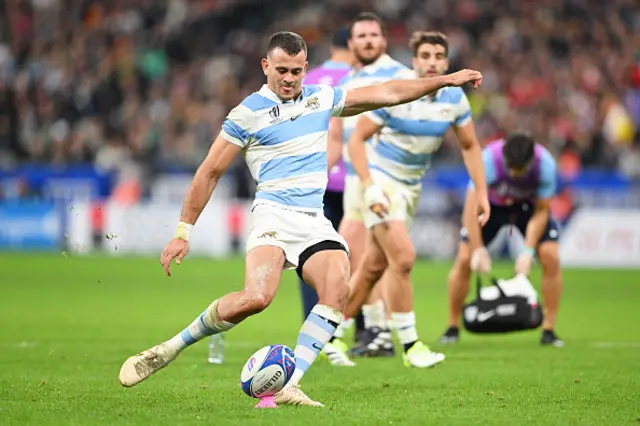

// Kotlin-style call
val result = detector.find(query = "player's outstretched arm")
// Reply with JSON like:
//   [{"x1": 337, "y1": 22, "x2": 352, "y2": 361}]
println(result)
[
  {"x1": 339, "y1": 70, "x2": 483, "y2": 117},
  {"x1": 453, "y1": 122, "x2": 490, "y2": 226},
  {"x1": 160, "y1": 135, "x2": 242, "y2": 276}
]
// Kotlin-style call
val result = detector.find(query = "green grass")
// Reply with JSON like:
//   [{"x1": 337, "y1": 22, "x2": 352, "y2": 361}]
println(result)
[{"x1": 1, "y1": 253, "x2": 639, "y2": 425}]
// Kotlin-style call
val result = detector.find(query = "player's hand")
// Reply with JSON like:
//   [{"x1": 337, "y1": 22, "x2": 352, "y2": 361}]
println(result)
[
  {"x1": 364, "y1": 182, "x2": 390, "y2": 218},
  {"x1": 160, "y1": 238, "x2": 190, "y2": 276},
  {"x1": 447, "y1": 69, "x2": 483, "y2": 89},
  {"x1": 514, "y1": 248, "x2": 534, "y2": 276},
  {"x1": 470, "y1": 247, "x2": 492, "y2": 273},
  {"x1": 476, "y1": 193, "x2": 491, "y2": 227}
]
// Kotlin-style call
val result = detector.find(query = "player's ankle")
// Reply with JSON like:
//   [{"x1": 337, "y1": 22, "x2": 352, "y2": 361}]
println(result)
[{"x1": 403, "y1": 341, "x2": 417, "y2": 352}]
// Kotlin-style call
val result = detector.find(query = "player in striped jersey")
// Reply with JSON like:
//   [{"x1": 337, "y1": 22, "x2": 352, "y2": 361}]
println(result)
[
  {"x1": 118, "y1": 31, "x2": 483, "y2": 405},
  {"x1": 342, "y1": 32, "x2": 490, "y2": 367},
  {"x1": 331, "y1": 12, "x2": 413, "y2": 358}
]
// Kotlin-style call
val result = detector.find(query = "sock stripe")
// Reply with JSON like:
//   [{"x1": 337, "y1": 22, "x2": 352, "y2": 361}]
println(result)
[
  {"x1": 297, "y1": 332, "x2": 321, "y2": 351},
  {"x1": 301, "y1": 313, "x2": 335, "y2": 339},
  {"x1": 295, "y1": 358, "x2": 310, "y2": 372},
  {"x1": 292, "y1": 306, "x2": 341, "y2": 383},
  {"x1": 179, "y1": 329, "x2": 198, "y2": 345}
]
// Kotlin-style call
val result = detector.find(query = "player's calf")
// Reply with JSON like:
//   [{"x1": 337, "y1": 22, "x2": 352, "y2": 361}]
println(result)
[
  {"x1": 441, "y1": 244, "x2": 472, "y2": 343},
  {"x1": 119, "y1": 246, "x2": 285, "y2": 388},
  {"x1": 537, "y1": 241, "x2": 564, "y2": 346}
]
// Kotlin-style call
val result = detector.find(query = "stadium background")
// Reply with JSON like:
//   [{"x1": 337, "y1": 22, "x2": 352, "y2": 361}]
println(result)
[
  {"x1": 1, "y1": 0, "x2": 639, "y2": 265},
  {"x1": 1, "y1": 1, "x2": 640, "y2": 424}
]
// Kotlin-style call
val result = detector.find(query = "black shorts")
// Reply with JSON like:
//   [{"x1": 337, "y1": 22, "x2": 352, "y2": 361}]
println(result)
[
  {"x1": 323, "y1": 190, "x2": 344, "y2": 232},
  {"x1": 461, "y1": 202, "x2": 559, "y2": 246}
]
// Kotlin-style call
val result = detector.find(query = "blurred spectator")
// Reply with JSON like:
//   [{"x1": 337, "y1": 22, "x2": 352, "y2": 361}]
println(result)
[{"x1": 0, "y1": 0, "x2": 638, "y2": 198}]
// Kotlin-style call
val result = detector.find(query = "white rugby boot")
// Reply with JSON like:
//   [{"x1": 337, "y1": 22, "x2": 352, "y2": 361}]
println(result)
[
  {"x1": 119, "y1": 343, "x2": 178, "y2": 387},
  {"x1": 274, "y1": 383, "x2": 324, "y2": 407}
]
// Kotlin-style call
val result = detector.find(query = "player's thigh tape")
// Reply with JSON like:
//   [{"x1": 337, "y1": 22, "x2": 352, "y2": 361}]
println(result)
[{"x1": 296, "y1": 240, "x2": 348, "y2": 280}]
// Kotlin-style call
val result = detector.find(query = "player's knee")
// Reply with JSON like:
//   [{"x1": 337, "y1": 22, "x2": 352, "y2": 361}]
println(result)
[
  {"x1": 361, "y1": 252, "x2": 387, "y2": 284},
  {"x1": 390, "y1": 246, "x2": 416, "y2": 275},
  {"x1": 538, "y1": 244, "x2": 560, "y2": 275},
  {"x1": 452, "y1": 245, "x2": 471, "y2": 274},
  {"x1": 242, "y1": 291, "x2": 274, "y2": 315}
]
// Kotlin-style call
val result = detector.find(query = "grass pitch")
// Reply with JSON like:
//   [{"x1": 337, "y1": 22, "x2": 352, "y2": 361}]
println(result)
[{"x1": 1, "y1": 254, "x2": 639, "y2": 425}]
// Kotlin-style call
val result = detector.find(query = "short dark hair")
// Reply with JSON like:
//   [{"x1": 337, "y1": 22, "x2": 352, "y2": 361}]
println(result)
[
  {"x1": 267, "y1": 31, "x2": 307, "y2": 56},
  {"x1": 410, "y1": 31, "x2": 448, "y2": 56},
  {"x1": 348, "y1": 12, "x2": 387, "y2": 38},
  {"x1": 332, "y1": 27, "x2": 349, "y2": 48},
  {"x1": 503, "y1": 133, "x2": 536, "y2": 169}
]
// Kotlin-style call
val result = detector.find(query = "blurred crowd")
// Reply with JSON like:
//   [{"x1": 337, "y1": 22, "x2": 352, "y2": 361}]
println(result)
[{"x1": 1, "y1": 0, "x2": 640, "y2": 189}]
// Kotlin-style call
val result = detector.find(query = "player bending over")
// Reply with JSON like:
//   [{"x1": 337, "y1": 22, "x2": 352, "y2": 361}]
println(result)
[
  {"x1": 440, "y1": 133, "x2": 564, "y2": 347},
  {"x1": 336, "y1": 31, "x2": 489, "y2": 367},
  {"x1": 118, "y1": 31, "x2": 483, "y2": 407}
]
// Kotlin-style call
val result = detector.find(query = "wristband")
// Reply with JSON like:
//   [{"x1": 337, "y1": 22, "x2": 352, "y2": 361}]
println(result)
[
  {"x1": 522, "y1": 246, "x2": 535, "y2": 257},
  {"x1": 175, "y1": 222, "x2": 193, "y2": 241}
]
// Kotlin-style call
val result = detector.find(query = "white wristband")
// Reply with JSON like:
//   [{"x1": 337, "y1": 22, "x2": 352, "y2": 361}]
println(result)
[{"x1": 175, "y1": 222, "x2": 193, "y2": 241}]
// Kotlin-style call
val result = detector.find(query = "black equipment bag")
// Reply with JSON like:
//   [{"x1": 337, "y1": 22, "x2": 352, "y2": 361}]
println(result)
[{"x1": 462, "y1": 275, "x2": 543, "y2": 334}]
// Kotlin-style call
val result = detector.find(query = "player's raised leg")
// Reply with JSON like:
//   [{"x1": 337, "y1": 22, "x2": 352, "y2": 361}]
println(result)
[
  {"x1": 275, "y1": 244, "x2": 350, "y2": 407},
  {"x1": 441, "y1": 242, "x2": 472, "y2": 343},
  {"x1": 118, "y1": 246, "x2": 284, "y2": 387},
  {"x1": 372, "y1": 221, "x2": 445, "y2": 368},
  {"x1": 537, "y1": 240, "x2": 564, "y2": 346}
]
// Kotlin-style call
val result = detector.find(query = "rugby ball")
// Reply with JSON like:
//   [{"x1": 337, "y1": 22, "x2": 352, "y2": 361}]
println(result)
[{"x1": 240, "y1": 344, "x2": 296, "y2": 398}]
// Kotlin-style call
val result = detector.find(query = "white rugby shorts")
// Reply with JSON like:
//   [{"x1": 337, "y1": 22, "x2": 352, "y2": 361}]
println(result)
[
  {"x1": 246, "y1": 202, "x2": 349, "y2": 269},
  {"x1": 343, "y1": 175, "x2": 365, "y2": 222},
  {"x1": 363, "y1": 169, "x2": 421, "y2": 229}
]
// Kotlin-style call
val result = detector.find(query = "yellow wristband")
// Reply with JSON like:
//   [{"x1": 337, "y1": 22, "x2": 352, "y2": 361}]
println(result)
[{"x1": 175, "y1": 222, "x2": 193, "y2": 241}]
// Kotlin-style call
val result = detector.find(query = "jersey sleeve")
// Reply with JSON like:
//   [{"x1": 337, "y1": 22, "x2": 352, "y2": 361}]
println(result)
[
  {"x1": 330, "y1": 86, "x2": 347, "y2": 117},
  {"x1": 220, "y1": 104, "x2": 253, "y2": 148},
  {"x1": 453, "y1": 90, "x2": 472, "y2": 127},
  {"x1": 468, "y1": 148, "x2": 497, "y2": 189},
  {"x1": 537, "y1": 149, "x2": 558, "y2": 199},
  {"x1": 365, "y1": 108, "x2": 390, "y2": 126}
]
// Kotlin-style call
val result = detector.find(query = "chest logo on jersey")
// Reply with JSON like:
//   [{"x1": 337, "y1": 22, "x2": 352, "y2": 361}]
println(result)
[
  {"x1": 305, "y1": 96, "x2": 319, "y2": 110},
  {"x1": 268, "y1": 106, "x2": 282, "y2": 124}
]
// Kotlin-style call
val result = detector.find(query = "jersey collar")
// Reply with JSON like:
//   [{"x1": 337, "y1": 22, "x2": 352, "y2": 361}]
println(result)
[{"x1": 258, "y1": 84, "x2": 305, "y2": 104}]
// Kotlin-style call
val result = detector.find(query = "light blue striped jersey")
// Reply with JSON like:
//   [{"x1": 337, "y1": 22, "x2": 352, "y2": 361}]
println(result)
[
  {"x1": 338, "y1": 54, "x2": 411, "y2": 175},
  {"x1": 220, "y1": 84, "x2": 346, "y2": 211},
  {"x1": 366, "y1": 83, "x2": 472, "y2": 186}
]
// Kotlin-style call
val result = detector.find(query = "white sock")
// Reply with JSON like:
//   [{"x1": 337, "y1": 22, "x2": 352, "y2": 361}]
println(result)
[
  {"x1": 290, "y1": 304, "x2": 342, "y2": 385},
  {"x1": 362, "y1": 299, "x2": 386, "y2": 329},
  {"x1": 391, "y1": 311, "x2": 418, "y2": 346},
  {"x1": 160, "y1": 299, "x2": 236, "y2": 359}
]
